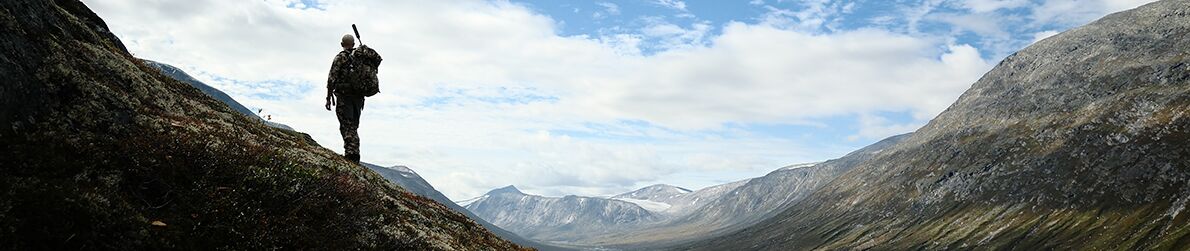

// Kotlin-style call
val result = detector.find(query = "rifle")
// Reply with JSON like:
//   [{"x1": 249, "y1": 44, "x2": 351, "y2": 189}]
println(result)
[{"x1": 352, "y1": 24, "x2": 363, "y2": 45}]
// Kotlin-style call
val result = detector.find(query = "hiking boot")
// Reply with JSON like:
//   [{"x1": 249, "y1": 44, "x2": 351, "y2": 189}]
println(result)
[{"x1": 346, "y1": 153, "x2": 360, "y2": 164}]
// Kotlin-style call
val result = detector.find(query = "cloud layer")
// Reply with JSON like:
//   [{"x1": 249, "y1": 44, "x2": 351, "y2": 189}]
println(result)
[{"x1": 83, "y1": 0, "x2": 1154, "y2": 200}]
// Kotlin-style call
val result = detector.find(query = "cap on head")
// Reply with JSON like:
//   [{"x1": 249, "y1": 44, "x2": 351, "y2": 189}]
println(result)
[{"x1": 341, "y1": 34, "x2": 355, "y2": 48}]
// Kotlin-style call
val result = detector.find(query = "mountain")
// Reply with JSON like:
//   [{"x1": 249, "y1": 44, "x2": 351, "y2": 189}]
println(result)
[
  {"x1": 362, "y1": 164, "x2": 570, "y2": 251},
  {"x1": 581, "y1": 134, "x2": 909, "y2": 249},
  {"x1": 648, "y1": 179, "x2": 751, "y2": 215},
  {"x1": 691, "y1": 1, "x2": 1190, "y2": 249},
  {"x1": 610, "y1": 184, "x2": 693, "y2": 212},
  {"x1": 463, "y1": 185, "x2": 660, "y2": 244},
  {"x1": 459, "y1": 134, "x2": 907, "y2": 249},
  {"x1": 364, "y1": 164, "x2": 439, "y2": 200},
  {"x1": 614, "y1": 184, "x2": 693, "y2": 201},
  {"x1": 141, "y1": 60, "x2": 294, "y2": 131},
  {"x1": 0, "y1": 0, "x2": 524, "y2": 249},
  {"x1": 607, "y1": 182, "x2": 754, "y2": 217}
]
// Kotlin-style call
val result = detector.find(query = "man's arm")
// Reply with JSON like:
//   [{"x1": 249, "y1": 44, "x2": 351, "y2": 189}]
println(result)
[{"x1": 325, "y1": 53, "x2": 344, "y2": 111}]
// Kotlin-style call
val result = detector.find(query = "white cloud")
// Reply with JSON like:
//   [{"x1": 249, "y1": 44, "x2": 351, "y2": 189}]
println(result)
[
  {"x1": 1031, "y1": 30, "x2": 1060, "y2": 43},
  {"x1": 883, "y1": 0, "x2": 1159, "y2": 59},
  {"x1": 848, "y1": 113, "x2": 923, "y2": 141},
  {"x1": 960, "y1": 0, "x2": 1031, "y2": 13},
  {"x1": 84, "y1": 0, "x2": 1001, "y2": 199},
  {"x1": 597, "y1": 2, "x2": 620, "y2": 16},
  {"x1": 1032, "y1": 0, "x2": 1157, "y2": 27},
  {"x1": 639, "y1": 20, "x2": 713, "y2": 50},
  {"x1": 756, "y1": 0, "x2": 848, "y2": 32},
  {"x1": 655, "y1": 0, "x2": 688, "y2": 11},
  {"x1": 929, "y1": 12, "x2": 1012, "y2": 37}
]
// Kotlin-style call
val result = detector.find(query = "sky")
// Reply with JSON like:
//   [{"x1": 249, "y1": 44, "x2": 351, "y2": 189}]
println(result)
[{"x1": 83, "y1": 0, "x2": 1156, "y2": 200}]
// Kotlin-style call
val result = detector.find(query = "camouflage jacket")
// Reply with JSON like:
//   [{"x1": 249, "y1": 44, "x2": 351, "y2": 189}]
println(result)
[{"x1": 326, "y1": 48, "x2": 354, "y2": 93}]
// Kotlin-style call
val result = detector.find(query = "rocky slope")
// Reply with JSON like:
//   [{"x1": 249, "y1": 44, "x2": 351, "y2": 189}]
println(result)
[
  {"x1": 141, "y1": 60, "x2": 258, "y2": 120},
  {"x1": 141, "y1": 60, "x2": 293, "y2": 131},
  {"x1": 0, "y1": 0, "x2": 524, "y2": 249},
  {"x1": 691, "y1": 0, "x2": 1190, "y2": 250},
  {"x1": 463, "y1": 186, "x2": 659, "y2": 243},
  {"x1": 364, "y1": 164, "x2": 568, "y2": 250}
]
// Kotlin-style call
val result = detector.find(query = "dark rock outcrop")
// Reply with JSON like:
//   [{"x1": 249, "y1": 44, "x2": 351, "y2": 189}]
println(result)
[
  {"x1": 0, "y1": 0, "x2": 525, "y2": 250},
  {"x1": 692, "y1": 1, "x2": 1190, "y2": 250}
]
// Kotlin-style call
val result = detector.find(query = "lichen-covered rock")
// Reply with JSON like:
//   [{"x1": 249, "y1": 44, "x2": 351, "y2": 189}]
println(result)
[
  {"x1": 0, "y1": 0, "x2": 527, "y2": 250},
  {"x1": 691, "y1": 0, "x2": 1190, "y2": 250}
]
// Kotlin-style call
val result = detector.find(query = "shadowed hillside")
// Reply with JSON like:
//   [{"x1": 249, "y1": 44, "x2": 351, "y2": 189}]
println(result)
[{"x1": 0, "y1": 0, "x2": 526, "y2": 249}]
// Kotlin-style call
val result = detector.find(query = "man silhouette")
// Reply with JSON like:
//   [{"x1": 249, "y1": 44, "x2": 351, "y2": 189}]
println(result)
[{"x1": 326, "y1": 34, "x2": 365, "y2": 163}]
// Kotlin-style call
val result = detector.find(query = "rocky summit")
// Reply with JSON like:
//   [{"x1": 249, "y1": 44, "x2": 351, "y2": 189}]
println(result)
[
  {"x1": 0, "y1": 0, "x2": 524, "y2": 250},
  {"x1": 691, "y1": 0, "x2": 1190, "y2": 250}
]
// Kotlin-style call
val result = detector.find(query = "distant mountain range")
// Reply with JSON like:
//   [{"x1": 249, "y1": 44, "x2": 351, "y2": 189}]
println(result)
[
  {"x1": 462, "y1": 185, "x2": 659, "y2": 244},
  {"x1": 588, "y1": 134, "x2": 908, "y2": 249},
  {"x1": 362, "y1": 164, "x2": 569, "y2": 251},
  {"x1": 459, "y1": 134, "x2": 907, "y2": 249}
]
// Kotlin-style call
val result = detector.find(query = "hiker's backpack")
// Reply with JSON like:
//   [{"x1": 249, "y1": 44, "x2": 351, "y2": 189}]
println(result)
[{"x1": 335, "y1": 45, "x2": 382, "y2": 97}]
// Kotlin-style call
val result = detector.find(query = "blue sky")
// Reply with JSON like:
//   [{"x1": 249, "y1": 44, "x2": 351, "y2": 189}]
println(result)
[
  {"x1": 85, "y1": 0, "x2": 1155, "y2": 200},
  {"x1": 515, "y1": 0, "x2": 1055, "y2": 57}
]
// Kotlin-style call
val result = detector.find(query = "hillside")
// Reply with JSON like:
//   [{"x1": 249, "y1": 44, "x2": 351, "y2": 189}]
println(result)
[
  {"x1": 0, "y1": 0, "x2": 525, "y2": 249},
  {"x1": 141, "y1": 60, "x2": 293, "y2": 131},
  {"x1": 136, "y1": 56, "x2": 558, "y2": 250},
  {"x1": 692, "y1": 0, "x2": 1190, "y2": 249}
]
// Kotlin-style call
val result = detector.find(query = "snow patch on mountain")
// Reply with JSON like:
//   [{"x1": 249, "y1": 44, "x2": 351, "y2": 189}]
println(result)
[
  {"x1": 456, "y1": 195, "x2": 488, "y2": 207},
  {"x1": 778, "y1": 162, "x2": 821, "y2": 171},
  {"x1": 613, "y1": 198, "x2": 672, "y2": 212}
]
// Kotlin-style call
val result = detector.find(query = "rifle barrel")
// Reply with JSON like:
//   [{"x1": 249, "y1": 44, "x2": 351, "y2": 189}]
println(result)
[{"x1": 351, "y1": 24, "x2": 362, "y2": 44}]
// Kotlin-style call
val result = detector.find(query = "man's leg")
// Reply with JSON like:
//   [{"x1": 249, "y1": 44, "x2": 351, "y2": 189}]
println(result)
[{"x1": 336, "y1": 95, "x2": 364, "y2": 163}]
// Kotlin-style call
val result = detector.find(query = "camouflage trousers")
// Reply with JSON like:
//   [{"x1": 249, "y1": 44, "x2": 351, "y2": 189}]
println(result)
[{"x1": 335, "y1": 94, "x2": 365, "y2": 158}]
